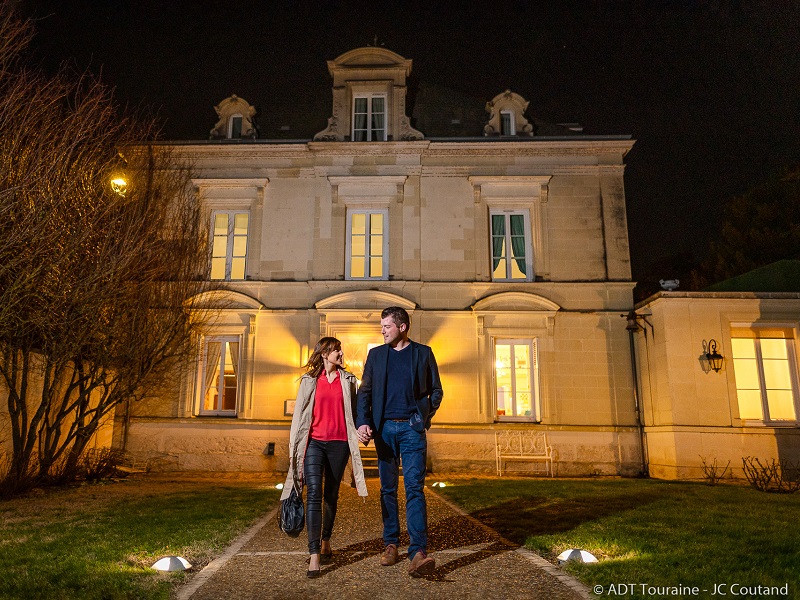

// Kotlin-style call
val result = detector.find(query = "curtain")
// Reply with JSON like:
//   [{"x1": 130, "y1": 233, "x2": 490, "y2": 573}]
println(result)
[
  {"x1": 204, "y1": 341, "x2": 222, "y2": 409},
  {"x1": 229, "y1": 341, "x2": 239, "y2": 381},
  {"x1": 371, "y1": 97, "x2": 385, "y2": 139},
  {"x1": 491, "y1": 214, "x2": 505, "y2": 271},
  {"x1": 510, "y1": 214, "x2": 527, "y2": 276}
]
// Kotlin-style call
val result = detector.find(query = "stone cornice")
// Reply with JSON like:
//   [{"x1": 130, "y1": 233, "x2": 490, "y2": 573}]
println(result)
[
  {"x1": 636, "y1": 291, "x2": 800, "y2": 309},
  {"x1": 426, "y1": 139, "x2": 635, "y2": 157},
  {"x1": 191, "y1": 178, "x2": 269, "y2": 189},
  {"x1": 308, "y1": 141, "x2": 430, "y2": 154},
  {"x1": 155, "y1": 139, "x2": 634, "y2": 161}
]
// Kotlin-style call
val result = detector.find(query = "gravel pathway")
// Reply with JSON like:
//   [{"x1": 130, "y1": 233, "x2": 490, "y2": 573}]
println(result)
[{"x1": 176, "y1": 479, "x2": 593, "y2": 600}]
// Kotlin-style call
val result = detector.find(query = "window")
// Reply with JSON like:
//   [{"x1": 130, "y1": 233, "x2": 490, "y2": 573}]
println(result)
[
  {"x1": 352, "y1": 94, "x2": 386, "y2": 141},
  {"x1": 500, "y1": 110, "x2": 515, "y2": 135},
  {"x1": 731, "y1": 327, "x2": 799, "y2": 423},
  {"x1": 490, "y1": 210, "x2": 532, "y2": 281},
  {"x1": 495, "y1": 339, "x2": 540, "y2": 421},
  {"x1": 228, "y1": 115, "x2": 243, "y2": 138},
  {"x1": 346, "y1": 210, "x2": 387, "y2": 280},
  {"x1": 201, "y1": 337, "x2": 240, "y2": 415},
  {"x1": 211, "y1": 211, "x2": 249, "y2": 280}
]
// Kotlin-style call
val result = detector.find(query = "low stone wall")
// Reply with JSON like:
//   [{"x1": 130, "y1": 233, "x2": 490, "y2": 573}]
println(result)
[
  {"x1": 120, "y1": 419, "x2": 643, "y2": 477},
  {"x1": 645, "y1": 425, "x2": 800, "y2": 481}
]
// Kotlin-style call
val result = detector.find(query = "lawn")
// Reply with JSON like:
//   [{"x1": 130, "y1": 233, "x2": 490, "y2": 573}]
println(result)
[
  {"x1": 436, "y1": 477, "x2": 800, "y2": 598},
  {"x1": 0, "y1": 475, "x2": 280, "y2": 600}
]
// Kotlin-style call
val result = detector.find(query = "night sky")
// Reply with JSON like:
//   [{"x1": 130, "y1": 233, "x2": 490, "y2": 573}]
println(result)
[{"x1": 15, "y1": 0, "x2": 800, "y2": 284}]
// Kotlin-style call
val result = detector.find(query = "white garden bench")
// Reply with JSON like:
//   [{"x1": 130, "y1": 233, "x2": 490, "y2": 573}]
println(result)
[{"x1": 495, "y1": 430, "x2": 554, "y2": 477}]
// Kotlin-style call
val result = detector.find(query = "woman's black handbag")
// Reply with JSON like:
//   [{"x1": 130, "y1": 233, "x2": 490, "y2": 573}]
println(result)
[{"x1": 277, "y1": 485, "x2": 305, "y2": 537}]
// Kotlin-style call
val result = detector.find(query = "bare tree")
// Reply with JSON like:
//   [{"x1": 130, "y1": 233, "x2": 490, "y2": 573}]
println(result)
[{"x1": 0, "y1": 6, "x2": 214, "y2": 492}]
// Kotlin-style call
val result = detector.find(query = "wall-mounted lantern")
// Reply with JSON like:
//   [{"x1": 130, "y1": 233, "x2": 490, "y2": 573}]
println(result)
[{"x1": 705, "y1": 339, "x2": 724, "y2": 373}]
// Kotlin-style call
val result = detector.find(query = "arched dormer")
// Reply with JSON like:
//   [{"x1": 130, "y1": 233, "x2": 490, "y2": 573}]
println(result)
[
  {"x1": 314, "y1": 47, "x2": 424, "y2": 142},
  {"x1": 484, "y1": 90, "x2": 534, "y2": 137},
  {"x1": 210, "y1": 95, "x2": 257, "y2": 140}
]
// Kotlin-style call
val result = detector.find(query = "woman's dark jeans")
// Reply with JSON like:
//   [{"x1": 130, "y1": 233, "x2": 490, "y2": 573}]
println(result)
[{"x1": 303, "y1": 438, "x2": 350, "y2": 554}]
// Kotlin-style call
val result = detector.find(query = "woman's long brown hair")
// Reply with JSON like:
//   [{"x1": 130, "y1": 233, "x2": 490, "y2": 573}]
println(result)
[{"x1": 302, "y1": 337, "x2": 342, "y2": 378}]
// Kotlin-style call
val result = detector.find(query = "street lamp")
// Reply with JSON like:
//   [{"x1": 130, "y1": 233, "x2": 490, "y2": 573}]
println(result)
[{"x1": 110, "y1": 174, "x2": 128, "y2": 197}]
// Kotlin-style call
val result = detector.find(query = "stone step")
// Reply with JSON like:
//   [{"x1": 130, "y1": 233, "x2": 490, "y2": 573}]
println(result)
[{"x1": 358, "y1": 442, "x2": 404, "y2": 478}]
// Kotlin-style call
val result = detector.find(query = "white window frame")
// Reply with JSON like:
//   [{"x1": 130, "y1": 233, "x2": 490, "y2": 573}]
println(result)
[
  {"x1": 731, "y1": 326, "x2": 800, "y2": 424},
  {"x1": 210, "y1": 210, "x2": 249, "y2": 281},
  {"x1": 199, "y1": 335, "x2": 241, "y2": 417},
  {"x1": 352, "y1": 93, "x2": 388, "y2": 141},
  {"x1": 494, "y1": 338, "x2": 540, "y2": 422},
  {"x1": 228, "y1": 114, "x2": 243, "y2": 138},
  {"x1": 500, "y1": 110, "x2": 515, "y2": 136},
  {"x1": 346, "y1": 209, "x2": 388, "y2": 280},
  {"x1": 489, "y1": 209, "x2": 534, "y2": 282}
]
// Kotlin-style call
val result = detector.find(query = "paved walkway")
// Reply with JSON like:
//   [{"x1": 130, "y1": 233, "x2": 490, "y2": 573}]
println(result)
[{"x1": 176, "y1": 479, "x2": 593, "y2": 600}]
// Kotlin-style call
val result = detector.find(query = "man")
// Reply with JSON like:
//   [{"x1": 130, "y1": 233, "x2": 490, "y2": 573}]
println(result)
[{"x1": 356, "y1": 306, "x2": 443, "y2": 577}]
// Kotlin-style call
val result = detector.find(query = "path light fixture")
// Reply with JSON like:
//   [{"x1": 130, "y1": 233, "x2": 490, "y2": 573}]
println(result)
[
  {"x1": 556, "y1": 549, "x2": 598, "y2": 565},
  {"x1": 431, "y1": 481, "x2": 447, "y2": 488},
  {"x1": 705, "y1": 339, "x2": 724, "y2": 373},
  {"x1": 275, "y1": 483, "x2": 284, "y2": 490},
  {"x1": 151, "y1": 556, "x2": 192, "y2": 571}
]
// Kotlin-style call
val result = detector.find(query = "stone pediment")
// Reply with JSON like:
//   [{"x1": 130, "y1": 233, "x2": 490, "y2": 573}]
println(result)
[
  {"x1": 330, "y1": 47, "x2": 412, "y2": 71},
  {"x1": 472, "y1": 292, "x2": 560, "y2": 312},
  {"x1": 187, "y1": 289, "x2": 264, "y2": 311},
  {"x1": 315, "y1": 290, "x2": 416, "y2": 311}
]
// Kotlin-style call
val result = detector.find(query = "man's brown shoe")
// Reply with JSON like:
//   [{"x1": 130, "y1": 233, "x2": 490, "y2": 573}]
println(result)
[
  {"x1": 380, "y1": 544, "x2": 398, "y2": 566},
  {"x1": 408, "y1": 551, "x2": 435, "y2": 577}
]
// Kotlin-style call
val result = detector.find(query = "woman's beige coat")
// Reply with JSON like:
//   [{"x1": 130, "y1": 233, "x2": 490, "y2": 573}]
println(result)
[{"x1": 280, "y1": 368, "x2": 368, "y2": 500}]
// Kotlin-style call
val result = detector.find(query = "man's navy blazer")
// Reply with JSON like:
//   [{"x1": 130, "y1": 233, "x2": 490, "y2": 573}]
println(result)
[{"x1": 356, "y1": 340, "x2": 443, "y2": 432}]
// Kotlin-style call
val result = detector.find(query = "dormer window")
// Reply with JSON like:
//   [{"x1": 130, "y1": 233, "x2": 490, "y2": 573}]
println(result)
[
  {"x1": 314, "y1": 48, "x2": 423, "y2": 142},
  {"x1": 353, "y1": 94, "x2": 387, "y2": 141},
  {"x1": 484, "y1": 90, "x2": 534, "y2": 137},
  {"x1": 209, "y1": 95, "x2": 257, "y2": 140},
  {"x1": 229, "y1": 115, "x2": 243, "y2": 139},
  {"x1": 500, "y1": 111, "x2": 515, "y2": 136}
]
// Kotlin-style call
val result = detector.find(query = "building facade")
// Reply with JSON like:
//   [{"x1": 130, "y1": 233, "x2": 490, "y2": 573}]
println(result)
[{"x1": 116, "y1": 47, "x2": 645, "y2": 476}]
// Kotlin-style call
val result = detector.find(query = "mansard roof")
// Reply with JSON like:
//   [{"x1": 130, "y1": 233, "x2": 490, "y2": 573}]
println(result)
[{"x1": 193, "y1": 47, "x2": 623, "y2": 142}]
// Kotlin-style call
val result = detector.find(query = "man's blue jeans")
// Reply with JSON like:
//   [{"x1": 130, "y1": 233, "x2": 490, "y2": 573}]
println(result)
[{"x1": 375, "y1": 419, "x2": 428, "y2": 561}]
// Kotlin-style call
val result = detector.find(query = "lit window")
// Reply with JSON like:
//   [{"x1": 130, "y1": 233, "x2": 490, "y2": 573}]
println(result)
[
  {"x1": 347, "y1": 210, "x2": 387, "y2": 280},
  {"x1": 490, "y1": 210, "x2": 532, "y2": 281},
  {"x1": 201, "y1": 337, "x2": 240, "y2": 415},
  {"x1": 731, "y1": 327, "x2": 799, "y2": 422},
  {"x1": 211, "y1": 211, "x2": 249, "y2": 280},
  {"x1": 495, "y1": 339, "x2": 540, "y2": 421},
  {"x1": 500, "y1": 110, "x2": 515, "y2": 135},
  {"x1": 352, "y1": 94, "x2": 386, "y2": 141}
]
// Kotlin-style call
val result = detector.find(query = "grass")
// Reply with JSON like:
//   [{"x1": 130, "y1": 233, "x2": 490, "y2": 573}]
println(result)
[
  {"x1": 0, "y1": 475, "x2": 281, "y2": 600},
  {"x1": 436, "y1": 477, "x2": 800, "y2": 597}
]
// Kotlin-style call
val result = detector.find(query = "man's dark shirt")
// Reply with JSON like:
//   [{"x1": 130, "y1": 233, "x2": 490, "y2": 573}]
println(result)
[{"x1": 383, "y1": 344, "x2": 415, "y2": 419}]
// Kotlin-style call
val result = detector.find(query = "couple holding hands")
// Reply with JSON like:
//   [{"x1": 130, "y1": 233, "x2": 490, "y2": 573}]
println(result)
[{"x1": 280, "y1": 306, "x2": 443, "y2": 578}]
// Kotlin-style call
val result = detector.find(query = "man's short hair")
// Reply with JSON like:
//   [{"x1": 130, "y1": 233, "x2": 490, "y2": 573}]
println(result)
[{"x1": 381, "y1": 306, "x2": 410, "y2": 330}]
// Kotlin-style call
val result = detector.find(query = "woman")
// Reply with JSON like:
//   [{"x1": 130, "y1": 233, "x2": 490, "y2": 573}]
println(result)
[{"x1": 281, "y1": 337, "x2": 368, "y2": 578}]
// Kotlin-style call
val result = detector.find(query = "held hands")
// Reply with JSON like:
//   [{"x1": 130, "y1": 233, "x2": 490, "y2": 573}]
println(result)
[{"x1": 357, "y1": 424, "x2": 373, "y2": 446}]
